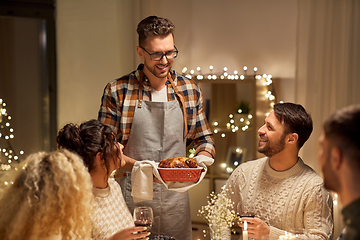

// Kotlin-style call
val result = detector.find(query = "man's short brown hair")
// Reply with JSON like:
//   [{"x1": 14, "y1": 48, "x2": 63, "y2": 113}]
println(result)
[
  {"x1": 323, "y1": 104, "x2": 360, "y2": 169},
  {"x1": 137, "y1": 16, "x2": 175, "y2": 47}
]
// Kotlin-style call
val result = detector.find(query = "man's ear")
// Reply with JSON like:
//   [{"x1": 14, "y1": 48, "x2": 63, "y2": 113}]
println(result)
[
  {"x1": 331, "y1": 146, "x2": 343, "y2": 170},
  {"x1": 136, "y1": 46, "x2": 144, "y2": 60},
  {"x1": 287, "y1": 133, "x2": 298, "y2": 145}
]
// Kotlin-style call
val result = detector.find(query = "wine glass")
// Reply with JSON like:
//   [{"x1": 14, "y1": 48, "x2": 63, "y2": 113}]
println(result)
[
  {"x1": 133, "y1": 206, "x2": 153, "y2": 232},
  {"x1": 237, "y1": 202, "x2": 255, "y2": 224}
]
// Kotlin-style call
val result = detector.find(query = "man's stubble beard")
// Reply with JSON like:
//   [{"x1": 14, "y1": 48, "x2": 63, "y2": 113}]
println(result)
[
  {"x1": 144, "y1": 59, "x2": 171, "y2": 79},
  {"x1": 257, "y1": 132, "x2": 286, "y2": 157}
]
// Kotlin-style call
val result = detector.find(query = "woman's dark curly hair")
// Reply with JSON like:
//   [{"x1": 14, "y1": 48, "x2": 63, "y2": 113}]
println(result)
[{"x1": 56, "y1": 119, "x2": 120, "y2": 176}]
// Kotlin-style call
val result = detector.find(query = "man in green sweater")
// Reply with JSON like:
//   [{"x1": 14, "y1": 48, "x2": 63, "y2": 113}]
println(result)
[{"x1": 318, "y1": 104, "x2": 360, "y2": 240}]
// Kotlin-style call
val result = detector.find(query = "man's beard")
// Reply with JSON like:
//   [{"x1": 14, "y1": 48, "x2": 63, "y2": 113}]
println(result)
[
  {"x1": 144, "y1": 59, "x2": 170, "y2": 79},
  {"x1": 257, "y1": 133, "x2": 286, "y2": 157},
  {"x1": 321, "y1": 150, "x2": 340, "y2": 192}
]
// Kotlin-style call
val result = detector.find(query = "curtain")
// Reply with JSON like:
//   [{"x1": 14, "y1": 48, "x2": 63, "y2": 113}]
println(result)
[
  {"x1": 296, "y1": 0, "x2": 360, "y2": 171},
  {"x1": 296, "y1": 0, "x2": 360, "y2": 237}
]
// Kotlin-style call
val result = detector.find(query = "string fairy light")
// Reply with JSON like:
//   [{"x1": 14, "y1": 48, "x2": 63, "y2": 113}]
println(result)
[
  {"x1": 184, "y1": 65, "x2": 278, "y2": 171},
  {"x1": 182, "y1": 64, "x2": 277, "y2": 128},
  {"x1": 0, "y1": 98, "x2": 25, "y2": 186}
]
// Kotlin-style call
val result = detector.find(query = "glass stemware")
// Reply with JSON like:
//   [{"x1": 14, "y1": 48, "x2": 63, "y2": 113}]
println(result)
[
  {"x1": 133, "y1": 206, "x2": 153, "y2": 232},
  {"x1": 237, "y1": 201, "x2": 255, "y2": 223}
]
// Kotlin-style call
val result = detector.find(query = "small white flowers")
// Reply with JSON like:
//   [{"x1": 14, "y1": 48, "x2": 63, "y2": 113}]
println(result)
[{"x1": 198, "y1": 186, "x2": 236, "y2": 239}]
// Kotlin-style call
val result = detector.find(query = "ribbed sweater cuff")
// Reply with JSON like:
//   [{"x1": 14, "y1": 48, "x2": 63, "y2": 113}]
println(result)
[{"x1": 270, "y1": 226, "x2": 285, "y2": 240}]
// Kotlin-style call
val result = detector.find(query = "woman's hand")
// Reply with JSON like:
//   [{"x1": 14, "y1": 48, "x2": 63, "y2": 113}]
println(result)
[
  {"x1": 238, "y1": 217, "x2": 270, "y2": 240},
  {"x1": 107, "y1": 226, "x2": 151, "y2": 240}
]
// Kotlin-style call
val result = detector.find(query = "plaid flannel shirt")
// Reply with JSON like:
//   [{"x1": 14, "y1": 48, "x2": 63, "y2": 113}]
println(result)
[{"x1": 98, "y1": 64, "x2": 215, "y2": 158}]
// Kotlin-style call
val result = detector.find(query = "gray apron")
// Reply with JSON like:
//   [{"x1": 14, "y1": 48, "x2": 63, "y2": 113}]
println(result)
[{"x1": 119, "y1": 78, "x2": 192, "y2": 240}]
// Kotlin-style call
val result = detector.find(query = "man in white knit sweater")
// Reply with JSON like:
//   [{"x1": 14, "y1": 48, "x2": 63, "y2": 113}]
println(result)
[{"x1": 225, "y1": 102, "x2": 334, "y2": 240}]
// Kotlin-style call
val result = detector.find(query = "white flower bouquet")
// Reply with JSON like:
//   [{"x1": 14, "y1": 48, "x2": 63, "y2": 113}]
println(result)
[{"x1": 198, "y1": 186, "x2": 237, "y2": 239}]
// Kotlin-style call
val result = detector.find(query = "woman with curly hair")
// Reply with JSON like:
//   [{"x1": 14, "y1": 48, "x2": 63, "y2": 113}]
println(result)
[
  {"x1": 57, "y1": 119, "x2": 149, "y2": 240},
  {"x1": 0, "y1": 149, "x2": 93, "y2": 240}
]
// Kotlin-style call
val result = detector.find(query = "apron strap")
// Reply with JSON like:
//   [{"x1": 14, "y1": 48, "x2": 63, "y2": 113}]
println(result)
[
  {"x1": 137, "y1": 70, "x2": 188, "y2": 139},
  {"x1": 138, "y1": 70, "x2": 144, "y2": 108}
]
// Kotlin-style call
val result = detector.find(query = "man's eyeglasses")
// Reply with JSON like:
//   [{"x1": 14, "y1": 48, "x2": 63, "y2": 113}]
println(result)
[{"x1": 140, "y1": 46, "x2": 178, "y2": 61}]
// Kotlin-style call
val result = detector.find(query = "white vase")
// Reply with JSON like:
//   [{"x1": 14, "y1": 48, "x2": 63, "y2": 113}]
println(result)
[{"x1": 209, "y1": 224, "x2": 231, "y2": 240}]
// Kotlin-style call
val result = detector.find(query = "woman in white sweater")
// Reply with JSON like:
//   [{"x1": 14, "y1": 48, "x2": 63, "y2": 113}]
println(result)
[{"x1": 57, "y1": 119, "x2": 150, "y2": 240}]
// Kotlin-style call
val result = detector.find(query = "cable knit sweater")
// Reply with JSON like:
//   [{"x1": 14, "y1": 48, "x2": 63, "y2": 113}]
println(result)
[
  {"x1": 92, "y1": 179, "x2": 134, "y2": 240},
  {"x1": 225, "y1": 157, "x2": 334, "y2": 240}
]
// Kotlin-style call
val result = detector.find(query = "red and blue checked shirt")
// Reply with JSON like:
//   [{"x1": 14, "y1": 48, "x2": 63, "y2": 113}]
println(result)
[{"x1": 98, "y1": 64, "x2": 215, "y2": 158}]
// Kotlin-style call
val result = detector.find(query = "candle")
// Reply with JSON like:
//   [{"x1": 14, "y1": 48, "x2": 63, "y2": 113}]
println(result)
[
  {"x1": 279, "y1": 236, "x2": 296, "y2": 240},
  {"x1": 288, "y1": 233, "x2": 296, "y2": 240},
  {"x1": 278, "y1": 233, "x2": 296, "y2": 240},
  {"x1": 243, "y1": 220, "x2": 248, "y2": 240}
]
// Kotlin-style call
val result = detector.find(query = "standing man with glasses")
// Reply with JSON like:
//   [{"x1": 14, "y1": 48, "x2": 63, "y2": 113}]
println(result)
[{"x1": 98, "y1": 16, "x2": 215, "y2": 240}]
